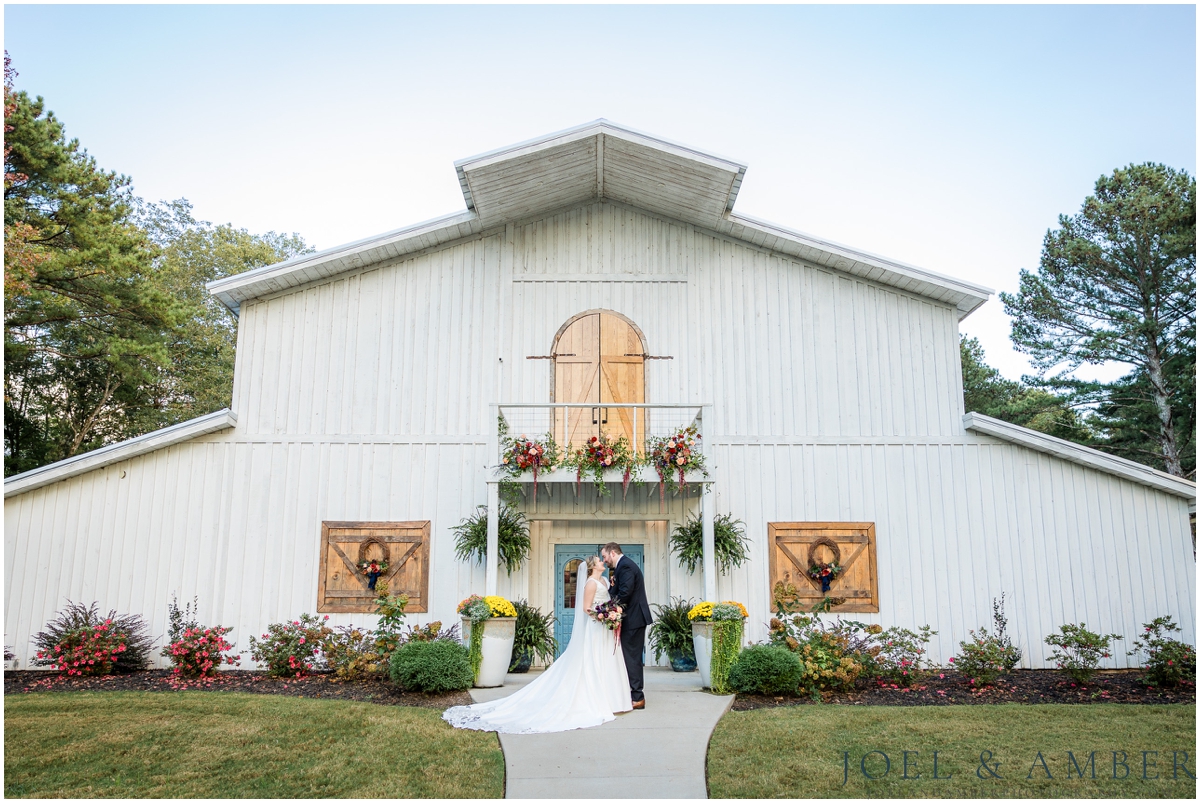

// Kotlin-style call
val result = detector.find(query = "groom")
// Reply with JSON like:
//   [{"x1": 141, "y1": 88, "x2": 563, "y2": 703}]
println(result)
[{"x1": 601, "y1": 542, "x2": 651, "y2": 709}]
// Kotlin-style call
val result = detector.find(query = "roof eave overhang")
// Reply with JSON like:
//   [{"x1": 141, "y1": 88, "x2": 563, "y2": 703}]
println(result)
[
  {"x1": 4, "y1": 409, "x2": 238, "y2": 499},
  {"x1": 963, "y1": 412, "x2": 1197, "y2": 500}
]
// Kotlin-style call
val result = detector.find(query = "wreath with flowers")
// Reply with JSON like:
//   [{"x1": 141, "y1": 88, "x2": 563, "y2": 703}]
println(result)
[
  {"x1": 647, "y1": 426, "x2": 707, "y2": 511},
  {"x1": 499, "y1": 430, "x2": 561, "y2": 505},
  {"x1": 566, "y1": 433, "x2": 637, "y2": 498},
  {"x1": 806, "y1": 538, "x2": 843, "y2": 593}
]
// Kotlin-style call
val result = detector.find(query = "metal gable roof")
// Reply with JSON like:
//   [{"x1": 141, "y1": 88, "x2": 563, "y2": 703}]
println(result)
[{"x1": 207, "y1": 120, "x2": 992, "y2": 317}]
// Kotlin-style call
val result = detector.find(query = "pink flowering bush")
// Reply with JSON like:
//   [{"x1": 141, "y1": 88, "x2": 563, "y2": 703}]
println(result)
[
  {"x1": 874, "y1": 624, "x2": 938, "y2": 686},
  {"x1": 31, "y1": 601, "x2": 151, "y2": 676},
  {"x1": 1128, "y1": 616, "x2": 1195, "y2": 688},
  {"x1": 166, "y1": 626, "x2": 239, "y2": 678},
  {"x1": 247, "y1": 613, "x2": 331, "y2": 677},
  {"x1": 1044, "y1": 622, "x2": 1122, "y2": 684}
]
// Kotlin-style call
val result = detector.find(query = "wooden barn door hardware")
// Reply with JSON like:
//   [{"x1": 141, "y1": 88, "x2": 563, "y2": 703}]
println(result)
[
  {"x1": 318, "y1": 521, "x2": 430, "y2": 614},
  {"x1": 768, "y1": 522, "x2": 879, "y2": 613}
]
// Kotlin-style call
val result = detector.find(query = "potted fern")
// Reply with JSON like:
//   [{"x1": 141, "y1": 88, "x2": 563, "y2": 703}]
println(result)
[
  {"x1": 650, "y1": 596, "x2": 697, "y2": 671},
  {"x1": 669, "y1": 513, "x2": 751, "y2": 575},
  {"x1": 508, "y1": 599, "x2": 557, "y2": 673},
  {"x1": 452, "y1": 505, "x2": 531, "y2": 573}
]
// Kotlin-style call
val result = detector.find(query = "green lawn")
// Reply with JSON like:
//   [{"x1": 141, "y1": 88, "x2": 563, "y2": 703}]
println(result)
[
  {"x1": 5, "y1": 691, "x2": 504, "y2": 798},
  {"x1": 708, "y1": 704, "x2": 1197, "y2": 798}
]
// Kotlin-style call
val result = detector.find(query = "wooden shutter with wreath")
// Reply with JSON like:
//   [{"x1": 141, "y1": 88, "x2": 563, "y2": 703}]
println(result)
[
  {"x1": 768, "y1": 522, "x2": 879, "y2": 613},
  {"x1": 318, "y1": 521, "x2": 430, "y2": 613}
]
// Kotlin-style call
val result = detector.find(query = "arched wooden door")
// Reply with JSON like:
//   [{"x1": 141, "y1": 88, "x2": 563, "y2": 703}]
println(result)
[{"x1": 553, "y1": 312, "x2": 645, "y2": 450}]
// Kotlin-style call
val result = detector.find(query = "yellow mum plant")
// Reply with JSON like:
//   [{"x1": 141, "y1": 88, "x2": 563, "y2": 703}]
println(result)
[
  {"x1": 688, "y1": 601, "x2": 715, "y2": 621},
  {"x1": 484, "y1": 596, "x2": 517, "y2": 618}
]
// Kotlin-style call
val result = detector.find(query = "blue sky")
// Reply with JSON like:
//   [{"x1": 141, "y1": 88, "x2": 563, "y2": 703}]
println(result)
[{"x1": 5, "y1": 4, "x2": 1195, "y2": 382}]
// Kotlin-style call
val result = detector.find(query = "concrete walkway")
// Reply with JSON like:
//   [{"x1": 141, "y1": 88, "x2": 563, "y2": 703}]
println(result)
[{"x1": 470, "y1": 667, "x2": 733, "y2": 799}]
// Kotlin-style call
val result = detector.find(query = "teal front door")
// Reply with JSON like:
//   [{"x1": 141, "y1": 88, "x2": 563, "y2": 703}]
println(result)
[{"x1": 554, "y1": 544, "x2": 644, "y2": 657}]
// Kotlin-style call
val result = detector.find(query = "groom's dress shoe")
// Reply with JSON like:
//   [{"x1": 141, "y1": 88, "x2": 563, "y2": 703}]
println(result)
[{"x1": 631, "y1": 699, "x2": 645, "y2": 710}]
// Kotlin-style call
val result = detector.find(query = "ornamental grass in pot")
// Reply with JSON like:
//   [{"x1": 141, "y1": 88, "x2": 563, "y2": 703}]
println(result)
[
  {"x1": 650, "y1": 596, "x2": 697, "y2": 672},
  {"x1": 508, "y1": 599, "x2": 557, "y2": 673}
]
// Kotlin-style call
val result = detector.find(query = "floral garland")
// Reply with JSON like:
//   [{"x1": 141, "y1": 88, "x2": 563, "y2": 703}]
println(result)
[
  {"x1": 499, "y1": 431, "x2": 561, "y2": 505},
  {"x1": 807, "y1": 561, "x2": 842, "y2": 593},
  {"x1": 566, "y1": 434, "x2": 636, "y2": 498},
  {"x1": 647, "y1": 426, "x2": 707, "y2": 511}
]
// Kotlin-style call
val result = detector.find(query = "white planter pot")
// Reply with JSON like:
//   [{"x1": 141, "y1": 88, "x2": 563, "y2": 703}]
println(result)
[
  {"x1": 692, "y1": 621, "x2": 714, "y2": 689},
  {"x1": 463, "y1": 616, "x2": 517, "y2": 688}
]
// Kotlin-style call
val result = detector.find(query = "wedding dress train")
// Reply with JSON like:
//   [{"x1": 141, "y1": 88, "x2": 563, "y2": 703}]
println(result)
[{"x1": 442, "y1": 568, "x2": 632, "y2": 734}]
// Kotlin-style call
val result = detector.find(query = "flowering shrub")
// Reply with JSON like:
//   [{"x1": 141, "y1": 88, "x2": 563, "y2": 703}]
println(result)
[
  {"x1": 248, "y1": 614, "x2": 331, "y2": 677},
  {"x1": 166, "y1": 626, "x2": 238, "y2": 678},
  {"x1": 1044, "y1": 622, "x2": 1122, "y2": 684},
  {"x1": 368, "y1": 586, "x2": 410, "y2": 667},
  {"x1": 952, "y1": 596, "x2": 1022, "y2": 687},
  {"x1": 1128, "y1": 616, "x2": 1195, "y2": 688},
  {"x1": 874, "y1": 625, "x2": 938, "y2": 686},
  {"x1": 32, "y1": 601, "x2": 151, "y2": 675},
  {"x1": 768, "y1": 614, "x2": 865, "y2": 696},
  {"x1": 321, "y1": 626, "x2": 380, "y2": 681}
]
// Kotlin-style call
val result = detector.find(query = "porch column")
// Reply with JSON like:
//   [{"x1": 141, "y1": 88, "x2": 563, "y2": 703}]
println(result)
[
  {"x1": 701, "y1": 484, "x2": 717, "y2": 601},
  {"x1": 485, "y1": 481, "x2": 499, "y2": 596}
]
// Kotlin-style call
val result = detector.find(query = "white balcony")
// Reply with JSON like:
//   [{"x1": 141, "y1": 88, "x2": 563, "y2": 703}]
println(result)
[{"x1": 481, "y1": 402, "x2": 720, "y2": 602}]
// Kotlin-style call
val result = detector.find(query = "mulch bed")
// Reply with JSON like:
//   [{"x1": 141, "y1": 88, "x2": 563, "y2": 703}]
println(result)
[
  {"x1": 3, "y1": 669, "x2": 473, "y2": 710},
  {"x1": 731, "y1": 669, "x2": 1196, "y2": 711}
]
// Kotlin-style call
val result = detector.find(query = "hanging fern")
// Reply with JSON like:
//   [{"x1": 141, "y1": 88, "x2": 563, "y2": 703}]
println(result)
[
  {"x1": 669, "y1": 513, "x2": 751, "y2": 575},
  {"x1": 452, "y1": 505, "x2": 531, "y2": 575}
]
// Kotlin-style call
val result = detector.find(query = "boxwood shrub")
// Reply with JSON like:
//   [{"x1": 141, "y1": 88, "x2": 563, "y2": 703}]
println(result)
[
  {"x1": 727, "y1": 644, "x2": 803, "y2": 695},
  {"x1": 389, "y1": 639, "x2": 474, "y2": 692}
]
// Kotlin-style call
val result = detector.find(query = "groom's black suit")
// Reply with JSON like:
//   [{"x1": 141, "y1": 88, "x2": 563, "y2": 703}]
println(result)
[{"x1": 609, "y1": 554, "x2": 652, "y2": 703}]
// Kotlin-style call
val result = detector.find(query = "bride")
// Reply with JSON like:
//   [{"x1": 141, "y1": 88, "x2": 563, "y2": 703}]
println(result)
[{"x1": 443, "y1": 555, "x2": 632, "y2": 733}]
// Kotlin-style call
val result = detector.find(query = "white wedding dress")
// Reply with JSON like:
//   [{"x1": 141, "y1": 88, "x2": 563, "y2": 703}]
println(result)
[{"x1": 443, "y1": 568, "x2": 633, "y2": 733}]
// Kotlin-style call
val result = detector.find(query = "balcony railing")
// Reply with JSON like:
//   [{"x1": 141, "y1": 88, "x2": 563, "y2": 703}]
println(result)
[{"x1": 494, "y1": 403, "x2": 705, "y2": 466}]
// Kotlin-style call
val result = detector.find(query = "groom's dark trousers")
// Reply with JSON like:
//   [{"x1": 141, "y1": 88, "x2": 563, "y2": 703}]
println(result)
[
  {"x1": 621, "y1": 625, "x2": 646, "y2": 703},
  {"x1": 611, "y1": 554, "x2": 652, "y2": 704}
]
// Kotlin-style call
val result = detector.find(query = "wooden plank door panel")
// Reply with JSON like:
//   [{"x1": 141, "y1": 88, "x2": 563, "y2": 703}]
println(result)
[
  {"x1": 598, "y1": 312, "x2": 645, "y2": 449},
  {"x1": 318, "y1": 521, "x2": 430, "y2": 613},
  {"x1": 554, "y1": 313, "x2": 601, "y2": 450},
  {"x1": 767, "y1": 522, "x2": 879, "y2": 613}
]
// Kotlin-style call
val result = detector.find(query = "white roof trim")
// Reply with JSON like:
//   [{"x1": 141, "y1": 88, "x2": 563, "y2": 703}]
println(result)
[
  {"x1": 4, "y1": 409, "x2": 238, "y2": 499},
  {"x1": 204, "y1": 122, "x2": 991, "y2": 318},
  {"x1": 963, "y1": 412, "x2": 1196, "y2": 500},
  {"x1": 722, "y1": 213, "x2": 992, "y2": 319}
]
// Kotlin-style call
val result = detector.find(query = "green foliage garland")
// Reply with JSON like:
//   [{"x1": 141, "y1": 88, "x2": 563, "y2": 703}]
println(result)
[
  {"x1": 468, "y1": 621, "x2": 484, "y2": 682},
  {"x1": 709, "y1": 618, "x2": 742, "y2": 694},
  {"x1": 452, "y1": 505, "x2": 531, "y2": 575},
  {"x1": 670, "y1": 513, "x2": 751, "y2": 575}
]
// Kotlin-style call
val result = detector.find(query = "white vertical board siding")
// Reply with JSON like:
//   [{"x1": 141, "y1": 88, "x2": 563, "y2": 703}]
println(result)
[
  {"x1": 707, "y1": 441, "x2": 1196, "y2": 668},
  {"x1": 3, "y1": 437, "x2": 493, "y2": 669},
  {"x1": 231, "y1": 200, "x2": 963, "y2": 440},
  {"x1": 232, "y1": 234, "x2": 502, "y2": 438}
]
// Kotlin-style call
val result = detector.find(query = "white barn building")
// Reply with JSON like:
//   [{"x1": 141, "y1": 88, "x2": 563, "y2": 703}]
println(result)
[{"x1": 5, "y1": 120, "x2": 1196, "y2": 669}]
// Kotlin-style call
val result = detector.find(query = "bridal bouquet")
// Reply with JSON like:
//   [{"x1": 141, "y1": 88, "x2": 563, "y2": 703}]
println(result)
[{"x1": 592, "y1": 599, "x2": 624, "y2": 631}]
